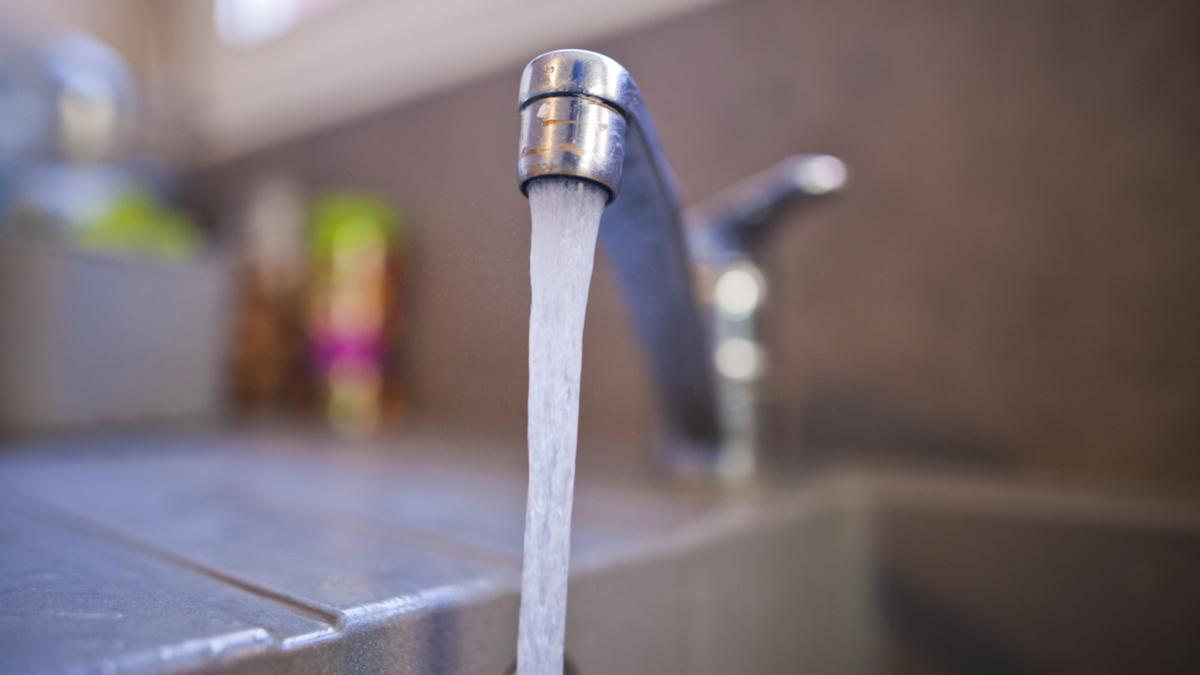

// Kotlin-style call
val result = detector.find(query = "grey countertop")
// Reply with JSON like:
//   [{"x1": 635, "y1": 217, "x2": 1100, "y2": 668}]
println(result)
[
  {"x1": 0, "y1": 432, "x2": 724, "y2": 674},
  {"x1": 4, "y1": 432, "x2": 1199, "y2": 674}
]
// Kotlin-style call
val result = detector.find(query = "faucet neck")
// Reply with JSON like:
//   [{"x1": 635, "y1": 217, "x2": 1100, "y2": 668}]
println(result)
[{"x1": 518, "y1": 50, "x2": 725, "y2": 466}]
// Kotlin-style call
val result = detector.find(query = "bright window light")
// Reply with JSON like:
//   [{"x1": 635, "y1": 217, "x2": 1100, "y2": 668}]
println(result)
[{"x1": 214, "y1": 0, "x2": 345, "y2": 48}]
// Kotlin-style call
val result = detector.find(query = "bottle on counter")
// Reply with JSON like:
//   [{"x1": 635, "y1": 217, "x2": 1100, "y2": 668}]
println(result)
[
  {"x1": 307, "y1": 192, "x2": 408, "y2": 438},
  {"x1": 229, "y1": 175, "x2": 312, "y2": 421}
]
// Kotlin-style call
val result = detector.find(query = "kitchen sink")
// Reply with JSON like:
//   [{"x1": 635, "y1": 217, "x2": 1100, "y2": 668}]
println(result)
[{"x1": 1, "y1": 433, "x2": 1196, "y2": 673}]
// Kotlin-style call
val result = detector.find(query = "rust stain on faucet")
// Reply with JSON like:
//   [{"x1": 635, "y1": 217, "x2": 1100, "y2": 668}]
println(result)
[{"x1": 521, "y1": 143, "x2": 586, "y2": 157}]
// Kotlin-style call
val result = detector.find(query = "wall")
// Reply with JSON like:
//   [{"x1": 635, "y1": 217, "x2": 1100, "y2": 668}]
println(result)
[
  {"x1": 0, "y1": 0, "x2": 155, "y2": 69},
  {"x1": 153, "y1": 0, "x2": 724, "y2": 163},
  {"x1": 187, "y1": 0, "x2": 1200, "y2": 487}
]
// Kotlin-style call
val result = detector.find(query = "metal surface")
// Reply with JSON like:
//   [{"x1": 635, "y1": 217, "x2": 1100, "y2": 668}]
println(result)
[
  {"x1": 517, "y1": 50, "x2": 634, "y2": 198},
  {"x1": 686, "y1": 155, "x2": 848, "y2": 478},
  {"x1": 518, "y1": 50, "x2": 636, "y2": 112},
  {"x1": 517, "y1": 49, "x2": 724, "y2": 465},
  {"x1": 688, "y1": 154, "x2": 848, "y2": 257},
  {"x1": 518, "y1": 95, "x2": 626, "y2": 199},
  {"x1": 0, "y1": 504, "x2": 331, "y2": 674},
  {"x1": 0, "y1": 434, "x2": 718, "y2": 673},
  {"x1": 1, "y1": 436, "x2": 1198, "y2": 673},
  {"x1": 516, "y1": 52, "x2": 851, "y2": 479}
]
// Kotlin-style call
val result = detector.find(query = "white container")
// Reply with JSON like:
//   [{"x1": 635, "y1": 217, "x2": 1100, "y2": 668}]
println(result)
[{"x1": 0, "y1": 242, "x2": 230, "y2": 435}]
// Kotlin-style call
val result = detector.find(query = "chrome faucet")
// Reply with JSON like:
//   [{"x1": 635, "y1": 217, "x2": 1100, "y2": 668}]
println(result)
[{"x1": 517, "y1": 49, "x2": 845, "y2": 483}]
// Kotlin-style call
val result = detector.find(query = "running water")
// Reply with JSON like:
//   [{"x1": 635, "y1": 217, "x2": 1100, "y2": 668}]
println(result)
[{"x1": 518, "y1": 178, "x2": 607, "y2": 675}]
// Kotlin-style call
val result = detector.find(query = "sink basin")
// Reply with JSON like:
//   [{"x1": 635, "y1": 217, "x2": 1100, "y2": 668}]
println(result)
[{"x1": 0, "y1": 434, "x2": 1196, "y2": 673}]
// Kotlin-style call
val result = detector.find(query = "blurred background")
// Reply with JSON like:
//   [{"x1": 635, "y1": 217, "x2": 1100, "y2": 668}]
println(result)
[
  {"x1": 3, "y1": 2, "x2": 1200, "y2": 674},
  {"x1": 1, "y1": 0, "x2": 1198, "y2": 490}
]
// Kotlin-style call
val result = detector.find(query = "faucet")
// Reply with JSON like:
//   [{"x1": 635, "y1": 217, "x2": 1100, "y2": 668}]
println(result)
[{"x1": 517, "y1": 49, "x2": 846, "y2": 483}]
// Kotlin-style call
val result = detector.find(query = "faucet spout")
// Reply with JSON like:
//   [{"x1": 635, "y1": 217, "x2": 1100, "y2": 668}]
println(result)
[
  {"x1": 517, "y1": 50, "x2": 847, "y2": 481},
  {"x1": 518, "y1": 50, "x2": 723, "y2": 467}
]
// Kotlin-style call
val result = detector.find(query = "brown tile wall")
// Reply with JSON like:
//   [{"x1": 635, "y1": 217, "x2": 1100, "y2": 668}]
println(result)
[{"x1": 188, "y1": 0, "x2": 1200, "y2": 486}]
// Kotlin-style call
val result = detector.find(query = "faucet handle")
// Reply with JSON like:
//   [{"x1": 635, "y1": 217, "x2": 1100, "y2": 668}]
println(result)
[{"x1": 688, "y1": 154, "x2": 848, "y2": 255}]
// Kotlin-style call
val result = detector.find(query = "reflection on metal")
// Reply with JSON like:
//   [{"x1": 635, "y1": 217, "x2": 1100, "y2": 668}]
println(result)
[
  {"x1": 692, "y1": 154, "x2": 846, "y2": 481},
  {"x1": 516, "y1": 49, "x2": 847, "y2": 483},
  {"x1": 518, "y1": 49, "x2": 723, "y2": 465},
  {"x1": 794, "y1": 154, "x2": 848, "y2": 195},
  {"x1": 4, "y1": 442, "x2": 1198, "y2": 673},
  {"x1": 715, "y1": 336, "x2": 764, "y2": 382},
  {"x1": 714, "y1": 262, "x2": 765, "y2": 320}
]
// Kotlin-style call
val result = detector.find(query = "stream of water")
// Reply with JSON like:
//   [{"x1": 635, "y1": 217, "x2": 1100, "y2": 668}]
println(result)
[{"x1": 517, "y1": 178, "x2": 607, "y2": 675}]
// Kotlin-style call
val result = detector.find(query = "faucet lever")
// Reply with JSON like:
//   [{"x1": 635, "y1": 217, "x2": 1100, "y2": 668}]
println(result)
[{"x1": 689, "y1": 154, "x2": 848, "y2": 257}]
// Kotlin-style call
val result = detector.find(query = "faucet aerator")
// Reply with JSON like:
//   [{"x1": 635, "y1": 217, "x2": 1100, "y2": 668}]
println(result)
[{"x1": 517, "y1": 50, "x2": 633, "y2": 201}]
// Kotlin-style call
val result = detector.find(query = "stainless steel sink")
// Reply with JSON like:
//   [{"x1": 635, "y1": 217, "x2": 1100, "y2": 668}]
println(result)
[{"x1": 1, "y1": 434, "x2": 1196, "y2": 673}]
